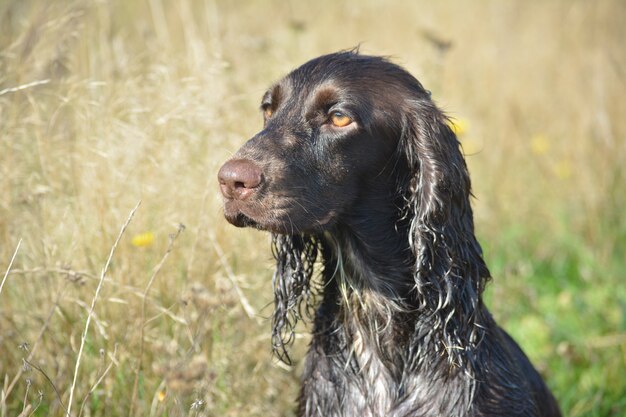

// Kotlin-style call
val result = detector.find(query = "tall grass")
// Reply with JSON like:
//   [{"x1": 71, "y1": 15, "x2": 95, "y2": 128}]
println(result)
[{"x1": 1, "y1": 1, "x2": 625, "y2": 416}]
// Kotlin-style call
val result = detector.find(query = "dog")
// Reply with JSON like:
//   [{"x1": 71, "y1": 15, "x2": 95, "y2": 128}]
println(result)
[{"x1": 218, "y1": 51, "x2": 561, "y2": 417}]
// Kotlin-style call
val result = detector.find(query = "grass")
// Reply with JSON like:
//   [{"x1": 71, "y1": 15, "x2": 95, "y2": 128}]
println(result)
[{"x1": 1, "y1": 0, "x2": 625, "y2": 416}]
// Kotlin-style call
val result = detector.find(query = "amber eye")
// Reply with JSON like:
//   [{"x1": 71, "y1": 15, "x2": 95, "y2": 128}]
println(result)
[
  {"x1": 263, "y1": 107, "x2": 273, "y2": 119},
  {"x1": 330, "y1": 111, "x2": 352, "y2": 127}
]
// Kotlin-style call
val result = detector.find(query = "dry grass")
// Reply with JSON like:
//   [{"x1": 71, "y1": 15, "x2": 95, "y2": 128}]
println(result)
[{"x1": 1, "y1": 1, "x2": 625, "y2": 416}]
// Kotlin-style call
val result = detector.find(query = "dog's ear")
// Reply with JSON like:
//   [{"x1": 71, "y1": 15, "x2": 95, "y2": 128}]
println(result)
[
  {"x1": 402, "y1": 97, "x2": 491, "y2": 367},
  {"x1": 270, "y1": 233, "x2": 318, "y2": 364}
]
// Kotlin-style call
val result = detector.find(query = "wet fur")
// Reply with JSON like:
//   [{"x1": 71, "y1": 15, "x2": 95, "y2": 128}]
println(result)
[{"x1": 220, "y1": 51, "x2": 561, "y2": 416}]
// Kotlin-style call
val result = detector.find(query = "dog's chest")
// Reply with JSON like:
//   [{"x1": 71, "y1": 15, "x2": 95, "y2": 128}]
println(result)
[
  {"x1": 299, "y1": 317, "x2": 474, "y2": 417},
  {"x1": 348, "y1": 329, "x2": 399, "y2": 416}
]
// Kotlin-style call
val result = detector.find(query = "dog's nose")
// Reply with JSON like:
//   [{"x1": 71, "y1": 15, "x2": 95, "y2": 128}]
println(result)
[{"x1": 217, "y1": 159, "x2": 263, "y2": 200}]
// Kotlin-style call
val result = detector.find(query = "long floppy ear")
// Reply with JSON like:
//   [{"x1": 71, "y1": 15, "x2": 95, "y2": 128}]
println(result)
[
  {"x1": 402, "y1": 97, "x2": 491, "y2": 369},
  {"x1": 270, "y1": 233, "x2": 318, "y2": 364}
]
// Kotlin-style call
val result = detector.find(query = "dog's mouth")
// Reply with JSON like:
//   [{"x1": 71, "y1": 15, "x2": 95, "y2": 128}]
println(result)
[
  {"x1": 222, "y1": 198, "x2": 337, "y2": 235},
  {"x1": 222, "y1": 200, "x2": 264, "y2": 229},
  {"x1": 224, "y1": 210, "x2": 259, "y2": 229}
]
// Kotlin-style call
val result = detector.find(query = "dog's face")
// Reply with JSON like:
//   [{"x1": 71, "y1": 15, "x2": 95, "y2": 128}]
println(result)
[{"x1": 218, "y1": 54, "x2": 424, "y2": 234}]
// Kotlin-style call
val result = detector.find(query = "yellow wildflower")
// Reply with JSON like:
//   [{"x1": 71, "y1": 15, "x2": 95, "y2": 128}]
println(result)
[
  {"x1": 530, "y1": 134, "x2": 550, "y2": 156},
  {"x1": 157, "y1": 390, "x2": 166, "y2": 402},
  {"x1": 131, "y1": 232, "x2": 155, "y2": 247},
  {"x1": 553, "y1": 159, "x2": 572, "y2": 179},
  {"x1": 447, "y1": 118, "x2": 469, "y2": 136}
]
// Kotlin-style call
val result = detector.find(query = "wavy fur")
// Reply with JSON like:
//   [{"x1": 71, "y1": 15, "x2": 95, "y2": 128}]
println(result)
[{"x1": 271, "y1": 233, "x2": 318, "y2": 364}]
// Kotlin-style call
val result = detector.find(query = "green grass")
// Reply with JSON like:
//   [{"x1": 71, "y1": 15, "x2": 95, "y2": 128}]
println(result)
[
  {"x1": 1, "y1": 0, "x2": 625, "y2": 416},
  {"x1": 484, "y1": 233, "x2": 626, "y2": 415}
]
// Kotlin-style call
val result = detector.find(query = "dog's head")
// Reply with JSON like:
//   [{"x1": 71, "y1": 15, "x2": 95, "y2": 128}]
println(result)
[
  {"x1": 218, "y1": 51, "x2": 490, "y2": 365},
  {"x1": 218, "y1": 52, "x2": 430, "y2": 235}
]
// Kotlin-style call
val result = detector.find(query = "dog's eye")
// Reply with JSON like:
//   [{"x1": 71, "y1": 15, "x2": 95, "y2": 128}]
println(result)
[
  {"x1": 263, "y1": 107, "x2": 273, "y2": 118},
  {"x1": 330, "y1": 112, "x2": 352, "y2": 127}
]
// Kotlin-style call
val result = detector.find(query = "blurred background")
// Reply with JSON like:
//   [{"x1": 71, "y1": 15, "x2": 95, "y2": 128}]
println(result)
[{"x1": 1, "y1": 1, "x2": 625, "y2": 416}]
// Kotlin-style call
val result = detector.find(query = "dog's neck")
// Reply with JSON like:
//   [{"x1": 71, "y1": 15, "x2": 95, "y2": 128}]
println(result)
[
  {"x1": 322, "y1": 175, "x2": 415, "y2": 303},
  {"x1": 322, "y1": 224, "x2": 412, "y2": 303},
  {"x1": 317, "y1": 183, "x2": 416, "y2": 361}
]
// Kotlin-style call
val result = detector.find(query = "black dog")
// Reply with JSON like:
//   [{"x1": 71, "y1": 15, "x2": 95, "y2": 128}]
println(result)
[{"x1": 218, "y1": 51, "x2": 561, "y2": 417}]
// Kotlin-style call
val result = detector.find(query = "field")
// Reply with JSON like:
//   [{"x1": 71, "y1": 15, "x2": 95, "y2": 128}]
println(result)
[{"x1": 1, "y1": 1, "x2": 625, "y2": 416}]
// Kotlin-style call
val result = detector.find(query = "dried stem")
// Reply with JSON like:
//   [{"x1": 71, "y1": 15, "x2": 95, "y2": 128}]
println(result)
[
  {"x1": 0, "y1": 79, "x2": 50, "y2": 96},
  {"x1": 2, "y1": 281, "x2": 68, "y2": 404},
  {"x1": 0, "y1": 238, "x2": 22, "y2": 299},
  {"x1": 129, "y1": 224, "x2": 185, "y2": 417},
  {"x1": 208, "y1": 232, "x2": 256, "y2": 319},
  {"x1": 66, "y1": 201, "x2": 141, "y2": 417},
  {"x1": 77, "y1": 345, "x2": 118, "y2": 417},
  {"x1": 23, "y1": 359, "x2": 68, "y2": 415}
]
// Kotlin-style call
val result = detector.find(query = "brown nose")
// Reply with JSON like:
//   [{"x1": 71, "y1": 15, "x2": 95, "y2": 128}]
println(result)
[{"x1": 217, "y1": 159, "x2": 263, "y2": 200}]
